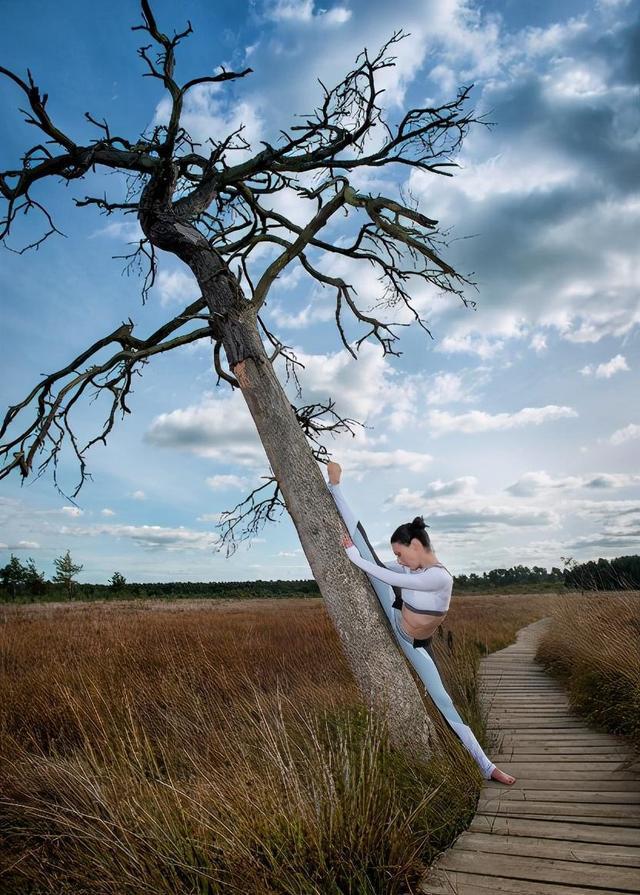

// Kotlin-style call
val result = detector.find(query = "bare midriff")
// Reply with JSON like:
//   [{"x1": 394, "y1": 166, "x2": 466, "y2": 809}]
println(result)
[{"x1": 400, "y1": 605, "x2": 445, "y2": 640}]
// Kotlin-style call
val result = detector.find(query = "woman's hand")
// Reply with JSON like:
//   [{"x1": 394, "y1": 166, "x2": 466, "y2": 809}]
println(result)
[
  {"x1": 327, "y1": 461, "x2": 342, "y2": 485},
  {"x1": 341, "y1": 532, "x2": 354, "y2": 549}
]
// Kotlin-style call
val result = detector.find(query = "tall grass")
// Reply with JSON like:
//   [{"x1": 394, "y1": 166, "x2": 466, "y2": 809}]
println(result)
[
  {"x1": 1, "y1": 594, "x2": 557, "y2": 894},
  {"x1": 535, "y1": 592, "x2": 640, "y2": 751}
]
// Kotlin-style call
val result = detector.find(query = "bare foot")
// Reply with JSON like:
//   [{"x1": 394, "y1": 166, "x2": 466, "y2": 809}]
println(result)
[
  {"x1": 490, "y1": 767, "x2": 516, "y2": 784},
  {"x1": 327, "y1": 461, "x2": 342, "y2": 485}
]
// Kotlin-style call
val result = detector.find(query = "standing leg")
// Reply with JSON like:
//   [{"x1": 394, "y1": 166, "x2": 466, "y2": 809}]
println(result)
[{"x1": 411, "y1": 636, "x2": 496, "y2": 780}]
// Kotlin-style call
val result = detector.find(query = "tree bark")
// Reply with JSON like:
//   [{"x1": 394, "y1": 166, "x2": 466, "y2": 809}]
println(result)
[
  {"x1": 227, "y1": 316, "x2": 435, "y2": 759},
  {"x1": 138, "y1": 197, "x2": 435, "y2": 759}
]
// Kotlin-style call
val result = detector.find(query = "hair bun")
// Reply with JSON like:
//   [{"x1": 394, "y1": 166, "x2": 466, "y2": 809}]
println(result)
[{"x1": 411, "y1": 515, "x2": 429, "y2": 530}]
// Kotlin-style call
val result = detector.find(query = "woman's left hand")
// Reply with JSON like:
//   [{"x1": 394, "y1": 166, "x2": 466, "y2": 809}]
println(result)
[{"x1": 341, "y1": 533, "x2": 354, "y2": 549}]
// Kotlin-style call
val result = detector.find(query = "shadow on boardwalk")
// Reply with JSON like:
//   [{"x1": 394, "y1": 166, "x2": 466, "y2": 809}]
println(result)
[{"x1": 421, "y1": 617, "x2": 640, "y2": 895}]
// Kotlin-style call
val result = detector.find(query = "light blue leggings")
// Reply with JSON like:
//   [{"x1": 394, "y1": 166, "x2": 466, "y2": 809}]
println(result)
[{"x1": 330, "y1": 483, "x2": 496, "y2": 780}]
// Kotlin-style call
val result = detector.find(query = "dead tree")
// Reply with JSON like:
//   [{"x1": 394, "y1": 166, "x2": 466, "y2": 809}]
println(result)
[{"x1": 0, "y1": 1, "x2": 488, "y2": 759}]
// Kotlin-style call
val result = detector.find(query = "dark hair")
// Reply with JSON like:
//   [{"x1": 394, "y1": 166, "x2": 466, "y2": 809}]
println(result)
[{"x1": 390, "y1": 516, "x2": 431, "y2": 549}]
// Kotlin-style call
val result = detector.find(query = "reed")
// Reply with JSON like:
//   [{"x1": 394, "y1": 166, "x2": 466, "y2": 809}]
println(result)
[
  {"x1": 1, "y1": 592, "x2": 558, "y2": 893},
  {"x1": 535, "y1": 591, "x2": 640, "y2": 750}
]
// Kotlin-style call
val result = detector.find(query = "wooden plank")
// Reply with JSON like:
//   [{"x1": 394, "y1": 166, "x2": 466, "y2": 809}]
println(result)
[
  {"x1": 433, "y1": 849, "x2": 640, "y2": 891},
  {"x1": 451, "y1": 830, "x2": 640, "y2": 866},
  {"x1": 481, "y1": 789, "x2": 640, "y2": 803},
  {"x1": 476, "y1": 800, "x2": 640, "y2": 822},
  {"x1": 481, "y1": 762, "x2": 637, "y2": 774},
  {"x1": 422, "y1": 868, "x2": 637, "y2": 895},
  {"x1": 490, "y1": 754, "x2": 637, "y2": 765},
  {"x1": 495, "y1": 744, "x2": 637, "y2": 751},
  {"x1": 484, "y1": 778, "x2": 639, "y2": 792},
  {"x1": 494, "y1": 736, "x2": 628, "y2": 746},
  {"x1": 482, "y1": 777, "x2": 640, "y2": 793},
  {"x1": 468, "y1": 815, "x2": 640, "y2": 846},
  {"x1": 485, "y1": 721, "x2": 589, "y2": 728},
  {"x1": 490, "y1": 754, "x2": 637, "y2": 763}
]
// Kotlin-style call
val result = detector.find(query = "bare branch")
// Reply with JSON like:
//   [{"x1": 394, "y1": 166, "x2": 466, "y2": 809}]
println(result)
[
  {"x1": 1, "y1": 3, "x2": 485, "y2": 526},
  {"x1": 0, "y1": 297, "x2": 211, "y2": 499},
  {"x1": 214, "y1": 400, "x2": 362, "y2": 555}
]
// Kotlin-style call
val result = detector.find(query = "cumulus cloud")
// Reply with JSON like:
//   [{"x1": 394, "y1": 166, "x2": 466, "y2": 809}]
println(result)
[
  {"x1": 507, "y1": 470, "x2": 640, "y2": 496},
  {"x1": 59, "y1": 522, "x2": 220, "y2": 552},
  {"x1": 424, "y1": 371, "x2": 479, "y2": 405},
  {"x1": 155, "y1": 269, "x2": 199, "y2": 308},
  {"x1": 145, "y1": 393, "x2": 267, "y2": 466},
  {"x1": 206, "y1": 474, "x2": 253, "y2": 491},
  {"x1": 422, "y1": 476, "x2": 478, "y2": 497},
  {"x1": 610, "y1": 423, "x2": 640, "y2": 445},
  {"x1": 427, "y1": 404, "x2": 577, "y2": 435},
  {"x1": 131, "y1": 490, "x2": 147, "y2": 500},
  {"x1": 384, "y1": 486, "x2": 558, "y2": 530},
  {"x1": 264, "y1": 1, "x2": 351, "y2": 24},
  {"x1": 154, "y1": 85, "x2": 264, "y2": 163},
  {"x1": 90, "y1": 220, "x2": 143, "y2": 241},
  {"x1": 61, "y1": 506, "x2": 84, "y2": 517},
  {"x1": 405, "y1": 6, "x2": 640, "y2": 354},
  {"x1": 580, "y1": 354, "x2": 630, "y2": 378},
  {"x1": 101, "y1": 508, "x2": 116, "y2": 516}
]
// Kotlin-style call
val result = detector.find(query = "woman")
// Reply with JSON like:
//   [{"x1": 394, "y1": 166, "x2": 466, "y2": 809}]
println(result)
[{"x1": 326, "y1": 460, "x2": 515, "y2": 785}]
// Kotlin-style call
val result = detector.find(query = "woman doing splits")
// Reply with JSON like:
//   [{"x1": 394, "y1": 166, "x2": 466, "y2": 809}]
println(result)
[{"x1": 326, "y1": 461, "x2": 516, "y2": 785}]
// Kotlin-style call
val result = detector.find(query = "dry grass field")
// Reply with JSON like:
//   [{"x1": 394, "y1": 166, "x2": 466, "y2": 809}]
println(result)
[
  {"x1": 535, "y1": 592, "x2": 640, "y2": 751},
  {"x1": 1, "y1": 590, "x2": 636, "y2": 894}
]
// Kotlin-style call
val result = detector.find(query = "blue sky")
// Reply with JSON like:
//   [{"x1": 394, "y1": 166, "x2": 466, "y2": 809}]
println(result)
[{"x1": 1, "y1": 0, "x2": 638, "y2": 583}]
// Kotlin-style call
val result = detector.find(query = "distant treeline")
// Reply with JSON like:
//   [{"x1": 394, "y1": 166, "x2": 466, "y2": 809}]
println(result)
[
  {"x1": 1, "y1": 554, "x2": 638, "y2": 602},
  {"x1": 454, "y1": 565, "x2": 564, "y2": 590},
  {"x1": 563, "y1": 555, "x2": 640, "y2": 591}
]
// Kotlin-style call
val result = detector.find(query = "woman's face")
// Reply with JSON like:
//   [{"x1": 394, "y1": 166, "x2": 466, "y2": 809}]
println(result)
[{"x1": 391, "y1": 538, "x2": 424, "y2": 570}]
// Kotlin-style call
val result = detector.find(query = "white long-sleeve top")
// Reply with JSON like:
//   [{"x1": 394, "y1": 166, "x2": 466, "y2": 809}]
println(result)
[
  {"x1": 344, "y1": 545, "x2": 453, "y2": 615},
  {"x1": 328, "y1": 481, "x2": 453, "y2": 616}
]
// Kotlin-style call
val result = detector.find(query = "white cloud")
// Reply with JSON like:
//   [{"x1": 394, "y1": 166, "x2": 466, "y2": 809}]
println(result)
[
  {"x1": 197, "y1": 513, "x2": 225, "y2": 523},
  {"x1": 101, "y1": 508, "x2": 116, "y2": 517},
  {"x1": 336, "y1": 447, "x2": 433, "y2": 478},
  {"x1": 59, "y1": 522, "x2": 220, "y2": 552},
  {"x1": 423, "y1": 476, "x2": 478, "y2": 497},
  {"x1": 205, "y1": 474, "x2": 253, "y2": 491},
  {"x1": 277, "y1": 340, "x2": 396, "y2": 423},
  {"x1": 425, "y1": 372, "x2": 469, "y2": 405},
  {"x1": 131, "y1": 490, "x2": 146, "y2": 500},
  {"x1": 155, "y1": 269, "x2": 199, "y2": 308},
  {"x1": 427, "y1": 404, "x2": 578, "y2": 436},
  {"x1": 384, "y1": 487, "x2": 558, "y2": 529},
  {"x1": 530, "y1": 333, "x2": 547, "y2": 353},
  {"x1": 580, "y1": 354, "x2": 629, "y2": 378},
  {"x1": 323, "y1": 8, "x2": 351, "y2": 25},
  {"x1": 610, "y1": 423, "x2": 640, "y2": 445},
  {"x1": 61, "y1": 506, "x2": 84, "y2": 517},
  {"x1": 506, "y1": 470, "x2": 640, "y2": 496},
  {"x1": 154, "y1": 85, "x2": 263, "y2": 163},
  {"x1": 145, "y1": 392, "x2": 267, "y2": 467},
  {"x1": 90, "y1": 220, "x2": 143, "y2": 241},
  {"x1": 266, "y1": 2, "x2": 351, "y2": 24}
]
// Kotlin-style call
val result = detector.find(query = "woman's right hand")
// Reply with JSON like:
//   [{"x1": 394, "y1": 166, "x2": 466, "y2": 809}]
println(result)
[{"x1": 327, "y1": 461, "x2": 342, "y2": 484}]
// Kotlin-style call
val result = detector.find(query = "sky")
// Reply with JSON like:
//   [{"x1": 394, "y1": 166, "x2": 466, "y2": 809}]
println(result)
[{"x1": 0, "y1": 0, "x2": 638, "y2": 584}]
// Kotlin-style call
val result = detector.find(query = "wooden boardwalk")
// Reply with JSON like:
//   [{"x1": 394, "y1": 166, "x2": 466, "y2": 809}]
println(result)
[{"x1": 421, "y1": 616, "x2": 640, "y2": 895}]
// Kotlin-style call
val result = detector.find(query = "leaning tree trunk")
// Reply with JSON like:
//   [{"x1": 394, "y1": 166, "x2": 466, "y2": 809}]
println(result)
[
  {"x1": 139, "y1": 189, "x2": 435, "y2": 759},
  {"x1": 224, "y1": 312, "x2": 436, "y2": 759}
]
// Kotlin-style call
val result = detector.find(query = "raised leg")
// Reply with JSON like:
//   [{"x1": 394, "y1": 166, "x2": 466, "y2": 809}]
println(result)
[{"x1": 327, "y1": 481, "x2": 397, "y2": 624}]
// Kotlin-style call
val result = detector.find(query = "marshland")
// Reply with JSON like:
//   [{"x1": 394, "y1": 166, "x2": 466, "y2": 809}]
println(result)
[{"x1": 1, "y1": 589, "x2": 638, "y2": 894}]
